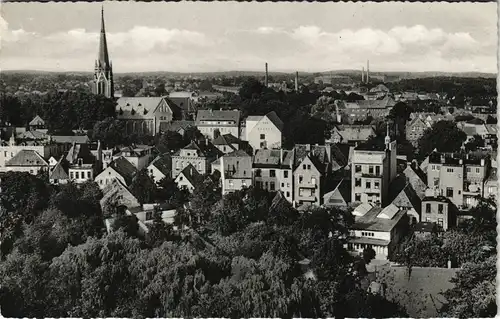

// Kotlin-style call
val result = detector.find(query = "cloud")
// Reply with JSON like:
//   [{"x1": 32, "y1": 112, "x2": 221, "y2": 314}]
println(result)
[{"x1": 0, "y1": 19, "x2": 495, "y2": 73}]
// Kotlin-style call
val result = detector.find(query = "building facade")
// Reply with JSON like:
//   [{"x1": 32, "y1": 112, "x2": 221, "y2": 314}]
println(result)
[
  {"x1": 245, "y1": 111, "x2": 284, "y2": 152},
  {"x1": 219, "y1": 150, "x2": 253, "y2": 195},
  {"x1": 171, "y1": 140, "x2": 221, "y2": 177},
  {"x1": 195, "y1": 110, "x2": 241, "y2": 140}
]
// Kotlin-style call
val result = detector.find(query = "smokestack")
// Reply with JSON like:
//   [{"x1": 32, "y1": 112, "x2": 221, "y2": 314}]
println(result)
[
  {"x1": 362, "y1": 67, "x2": 365, "y2": 83},
  {"x1": 366, "y1": 60, "x2": 370, "y2": 84},
  {"x1": 265, "y1": 62, "x2": 269, "y2": 87},
  {"x1": 295, "y1": 71, "x2": 299, "y2": 92}
]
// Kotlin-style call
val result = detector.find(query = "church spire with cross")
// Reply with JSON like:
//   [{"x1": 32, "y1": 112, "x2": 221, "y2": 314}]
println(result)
[{"x1": 92, "y1": 6, "x2": 114, "y2": 98}]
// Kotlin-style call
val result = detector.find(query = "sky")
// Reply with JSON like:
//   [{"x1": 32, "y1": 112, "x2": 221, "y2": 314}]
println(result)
[{"x1": 0, "y1": 2, "x2": 497, "y2": 73}]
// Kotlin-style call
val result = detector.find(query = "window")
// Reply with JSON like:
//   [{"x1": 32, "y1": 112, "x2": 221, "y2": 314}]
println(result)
[
  {"x1": 270, "y1": 182, "x2": 275, "y2": 191},
  {"x1": 229, "y1": 180, "x2": 234, "y2": 186},
  {"x1": 286, "y1": 191, "x2": 290, "y2": 198},
  {"x1": 446, "y1": 168, "x2": 453, "y2": 173},
  {"x1": 476, "y1": 168, "x2": 480, "y2": 173},
  {"x1": 270, "y1": 170, "x2": 276, "y2": 177},
  {"x1": 242, "y1": 180, "x2": 246, "y2": 186},
  {"x1": 437, "y1": 218, "x2": 443, "y2": 228},
  {"x1": 255, "y1": 170, "x2": 261, "y2": 177},
  {"x1": 355, "y1": 178, "x2": 361, "y2": 187},
  {"x1": 302, "y1": 164, "x2": 306, "y2": 169},
  {"x1": 284, "y1": 171, "x2": 289, "y2": 178},
  {"x1": 446, "y1": 187, "x2": 453, "y2": 198},
  {"x1": 281, "y1": 183, "x2": 285, "y2": 188},
  {"x1": 87, "y1": 171, "x2": 91, "y2": 179},
  {"x1": 375, "y1": 166, "x2": 380, "y2": 176},
  {"x1": 255, "y1": 181, "x2": 262, "y2": 188},
  {"x1": 287, "y1": 183, "x2": 290, "y2": 187},
  {"x1": 307, "y1": 165, "x2": 311, "y2": 170},
  {"x1": 311, "y1": 177, "x2": 316, "y2": 185},
  {"x1": 260, "y1": 134, "x2": 265, "y2": 140},
  {"x1": 299, "y1": 175, "x2": 303, "y2": 183},
  {"x1": 369, "y1": 166, "x2": 374, "y2": 174},
  {"x1": 75, "y1": 172, "x2": 80, "y2": 179},
  {"x1": 366, "y1": 181, "x2": 371, "y2": 189},
  {"x1": 355, "y1": 193, "x2": 361, "y2": 201},
  {"x1": 426, "y1": 203, "x2": 431, "y2": 214},
  {"x1": 3, "y1": 151, "x2": 6, "y2": 157},
  {"x1": 431, "y1": 165, "x2": 436, "y2": 171},
  {"x1": 374, "y1": 181, "x2": 380, "y2": 189},
  {"x1": 176, "y1": 162, "x2": 180, "y2": 169},
  {"x1": 29, "y1": 170, "x2": 33, "y2": 174},
  {"x1": 355, "y1": 165, "x2": 361, "y2": 173},
  {"x1": 438, "y1": 204, "x2": 443, "y2": 214},
  {"x1": 179, "y1": 176, "x2": 183, "y2": 181},
  {"x1": 467, "y1": 167, "x2": 471, "y2": 173}
]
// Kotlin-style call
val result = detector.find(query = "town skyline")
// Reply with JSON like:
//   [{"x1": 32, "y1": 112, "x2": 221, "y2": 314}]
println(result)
[{"x1": 1, "y1": 2, "x2": 496, "y2": 73}]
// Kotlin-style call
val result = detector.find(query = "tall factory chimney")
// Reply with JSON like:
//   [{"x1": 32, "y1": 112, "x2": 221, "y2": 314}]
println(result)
[
  {"x1": 265, "y1": 62, "x2": 269, "y2": 87},
  {"x1": 361, "y1": 67, "x2": 365, "y2": 83},
  {"x1": 295, "y1": 71, "x2": 299, "y2": 92},
  {"x1": 366, "y1": 60, "x2": 370, "y2": 84}
]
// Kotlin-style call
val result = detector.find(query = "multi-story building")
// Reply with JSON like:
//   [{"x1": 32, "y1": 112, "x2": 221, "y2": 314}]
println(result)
[
  {"x1": 252, "y1": 149, "x2": 294, "y2": 203},
  {"x1": 171, "y1": 139, "x2": 221, "y2": 178},
  {"x1": 426, "y1": 152, "x2": 489, "y2": 209},
  {"x1": 347, "y1": 203, "x2": 408, "y2": 260},
  {"x1": 195, "y1": 109, "x2": 241, "y2": 140},
  {"x1": 351, "y1": 133, "x2": 397, "y2": 206},
  {"x1": 212, "y1": 133, "x2": 248, "y2": 154},
  {"x1": 328, "y1": 125, "x2": 376, "y2": 145},
  {"x1": 113, "y1": 145, "x2": 153, "y2": 171},
  {"x1": 0, "y1": 135, "x2": 59, "y2": 169},
  {"x1": 116, "y1": 97, "x2": 183, "y2": 136},
  {"x1": 245, "y1": 111, "x2": 284, "y2": 152},
  {"x1": 421, "y1": 193, "x2": 457, "y2": 231},
  {"x1": 342, "y1": 96, "x2": 396, "y2": 123},
  {"x1": 219, "y1": 150, "x2": 253, "y2": 195},
  {"x1": 66, "y1": 143, "x2": 100, "y2": 184},
  {"x1": 293, "y1": 143, "x2": 347, "y2": 207},
  {"x1": 174, "y1": 164, "x2": 202, "y2": 192},
  {"x1": 406, "y1": 117, "x2": 429, "y2": 147},
  {"x1": 95, "y1": 156, "x2": 138, "y2": 189},
  {"x1": 4, "y1": 149, "x2": 49, "y2": 175}
]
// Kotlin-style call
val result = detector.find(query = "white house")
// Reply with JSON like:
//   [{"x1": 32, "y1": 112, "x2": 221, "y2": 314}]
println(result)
[
  {"x1": 174, "y1": 163, "x2": 201, "y2": 192},
  {"x1": 245, "y1": 111, "x2": 284, "y2": 152},
  {"x1": 147, "y1": 155, "x2": 172, "y2": 184},
  {"x1": 94, "y1": 156, "x2": 138, "y2": 189}
]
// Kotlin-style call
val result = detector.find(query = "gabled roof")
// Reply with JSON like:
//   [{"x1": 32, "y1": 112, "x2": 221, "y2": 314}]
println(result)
[
  {"x1": 323, "y1": 178, "x2": 351, "y2": 207},
  {"x1": 264, "y1": 111, "x2": 284, "y2": 131},
  {"x1": 149, "y1": 154, "x2": 172, "y2": 176},
  {"x1": 352, "y1": 206, "x2": 407, "y2": 232},
  {"x1": 223, "y1": 149, "x2": 250, "y2": 158},
  {"x1": 177, "y1": 163, "x2": 202, "y2": 186},
  {"x1": 110, "y1": 157, "x2": 138, "y2": 185},
  {"x1": 169, "y1": 97, "x2": 196, "y2": 113},
  {"x1": 116, "y1": 97, "x2": 182, "y2": 120},
  {"x1": 333, "y1": 125, "x2": 375, "y2": 142},
  {"x1": 174, "y1": 140, "x2": 222, "y2": 158},
  {"x1": 66, "y1": 143, "x2": 95, "y2": 164},
  {"x1": 49, "y1": 157, "x2": 69, "y2": 180},
  {"x1": 195, "y1": 109, "x2": 240, "y2": 125},
  {"x1": 402, "y1": 165, "x2": 427, "y2": 199},
  {"x1": 100, "y1": 178, "x2": 140, "y2": 210},
  {"x1": 29, "y1": 115, "x2": 45, "y2": 126},
  {"x1": 6, "y1": 150, "x2": 48, "y2": 167},
  {"x1": 212, "y1": 133, "x2": 242, "y2": 146},
  {"x1": 17, "y1": 130, "x2": 48, "y2": 140},
  {"x1": 159, "y1": 120, "x2": 194, "y2": 133},
  {"x1": 346, "y1": 96, "x2": 396, "y2": 109},
  {"x1": 391, "y1": 184, "x2": 422, "y2": 215}
]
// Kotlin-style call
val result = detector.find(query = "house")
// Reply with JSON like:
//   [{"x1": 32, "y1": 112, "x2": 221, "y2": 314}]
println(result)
[
  {"x1": 368, "y1": 84, "x2": 390, "y2": 99},
  {"x1": 4, "y1": 149, "x2": 49, "y2": 175},
  {"x1": 195, "y1": 109, "x2": 241, "y2": 140},
  {"x1": 343, "y1": 96, "x2": 396, "y2": 122},
  {"x1": 168, "y1": 95, "x2": 197, "y2": 120},
  {"x1": 48, "y1": 156, "x2": 69, "y2": 185},
  {"x1": 328, "y1": 125, "x2": 376, "y2": 144},
  {"x1": 346, "y1": 203, "x2": 408, "y2": 260},
  {"x1": 483, "y1": 167, "x2": 497, "y2": 201},
  {"x1": 51, "y1": 135, "x2": 90, "y2": 145},
  {"x1": 322, "y1": 178, "x2": 351, "y2": 209},
  {"x1": 116, "y1": 97, "x2": 182, "y2": 136},
  {"x1": 292, "y1": 144, "x2": 347, "y2": 207},
  {"x1": 406, "y1": 117, "x2": 428, "y2": 147},
  {"x1": 95, "y1": 156, "x2": 138, "y2": 189},
  {"x1": 351, "y1": 135, "x2": 397, "y2": 206},
  {"x1": 402, "y1": 163, "x2": 427, "y2": 199},
  {"x1": 17, "y1": 130, "x2": 48, "y2": 141},
  {"x1": 28, "y1": 115, "x2": 45, "y2": 130},
  {"x1": 218, "y1": 150, "x2": 253, "y2": 195},
  {"x1": 113, "y1": 145, "x2": 153, "y2": 171},
  {"x1": 253, "y1": 149, "x2": 294, "y2": 203},
  {"x1": 100, "y1": 178, "x2": 141, "y2": 212},
  {"x1": 421, "y1": 194, "x2": 458, "y2": 231},
  {"x1": 426, "y1": 152, "x2": 489, "y2": 209},
  {"x1": 245, "y1": 111, "x2": 284, "y2": 152},
  {"x1": 147, "y1": 155, "x2": 172, "y2": 184},
  {"x1": 171, "y1": 139, "x2": 221, "y2": 177},
  {"x1": 0, "y1": 135, "x2": 59, "y2": 168},
  {"x1": 390, "y1": 184, "x2": 422, "y2": 225},
  {"x1": 66, "y1": 143, "x2": 99, "y2": 184},
  {"x1": 174, "y1": 163, "x2": 202, "y2": 192},
  {"x1": 212, "y1": 133, "x2": 248, "y2": 154}
]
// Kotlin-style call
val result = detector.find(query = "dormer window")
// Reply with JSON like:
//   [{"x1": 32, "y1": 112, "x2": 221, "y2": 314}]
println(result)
[{"x1": 77, "y1": 158, "x2": 83, "y2": 166}]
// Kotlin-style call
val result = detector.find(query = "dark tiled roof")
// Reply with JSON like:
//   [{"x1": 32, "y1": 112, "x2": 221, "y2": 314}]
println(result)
[
  {"x1": 352, "y1": 206, "x2": 407, "y2": 232},
  {"x1": 51, "y1": 135, "x2": 90, "y2": 144},
  {"x1": 224, "y1": 149, "x2": 250, "y2": 158},
  {"x1": 159, "y1": 120, "x2": 194, "y2": 133},
  {"x1": 178, "y1": 163, "x2": 202, "y2": 186},
  {"x1": 29, "y1": 115, "x2": 45, "y2": 126},
  {"x1": 49, "y1": 157, "x2": 69, "y2": 180},
  {"x1": 6, "y1": 150, "x2": 48, "y2": 167},
  {"x1": 149, "y1": 155, "x2": 172, "y2": 176},
  {"x1": 264, "y1": 111, "x2": 284, "y2": 131},
  {"x1": 212, "y1": 133, "x2": 242, "y2": 146},
  {"x1": 66, "y1": 143, "x2": 95, "y2": 164},
  {"x1": 174, "y1": 140, "x2": 222, "y2": 158},
  {"x1": 110, "y1": 157, "x2": 138, "y2": 185},
  {"x1": 196, "y1": 109, "x2": 240, "y2": 125}
]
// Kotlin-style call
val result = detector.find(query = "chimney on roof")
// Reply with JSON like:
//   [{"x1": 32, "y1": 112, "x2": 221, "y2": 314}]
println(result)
[{"x1": 265, "y1": 62, "x2": 269, "y2": 87}]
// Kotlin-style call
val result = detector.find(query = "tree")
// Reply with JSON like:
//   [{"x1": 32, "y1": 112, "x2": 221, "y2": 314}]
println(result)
[
  {"x1": 129, "y1": 169, "x2": 157, "y2": 205},
  {"x1": 239, "y1": 77, "x2": 266, "y2": 101},
  {"x1": 440, "y1": 256, "x2": 496, "y2": 318},
  {"x1": 362, "y1": 247, "x2": 376, "y2": 264},
  {"x1": 417, "y1": 120, "x2": 467, "y2": 157},
  {"x1": 485, "y1": 115, "x2": 497, "y2": 124},
  {"x1": 156, "y1": 131, "x2": 184, "y2": 154},
  {"x1": 92, "y1": 117, "x2": 127, "y2": 148},
  {"x1": 310, "y1": 96, "x2": 338, "y2": 123},
  {"x1": 464, "y1": 134, "x2": 484, "y2": 151}
]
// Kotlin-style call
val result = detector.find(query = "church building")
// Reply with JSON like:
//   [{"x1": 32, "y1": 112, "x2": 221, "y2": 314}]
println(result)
[{"x1": 91, "y1": 8, "x2": 114, "y2": 98}]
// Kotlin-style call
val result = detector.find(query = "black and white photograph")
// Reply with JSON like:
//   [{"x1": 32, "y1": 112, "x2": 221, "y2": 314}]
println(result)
[{"x1": 0, "y1": 1, "x2": 497, "y2": 317}]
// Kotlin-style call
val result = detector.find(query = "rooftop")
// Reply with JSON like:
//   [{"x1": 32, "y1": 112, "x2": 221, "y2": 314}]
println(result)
[
  {"x1": 352, "y1": 205, "x2": 407, "y2": 232},
  {"x1": 196, "y1": 109, "x2": 240, "y2": 125},
  {"x1": 6, "y1": 149, "x2": 48, "y2": 167}
]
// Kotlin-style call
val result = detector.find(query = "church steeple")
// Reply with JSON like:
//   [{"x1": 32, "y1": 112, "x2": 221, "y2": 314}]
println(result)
[
  {"x1": 92, "y1": 6, "x2": 114, "y2": 98},
  {"x1": 98, "y1": 6, "x2": 110, "y2": 69}
]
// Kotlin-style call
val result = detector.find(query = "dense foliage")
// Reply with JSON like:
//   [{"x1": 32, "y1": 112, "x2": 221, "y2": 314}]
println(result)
[{"x1": 417, "y1": 120, "x2": 467, "y2": 157}]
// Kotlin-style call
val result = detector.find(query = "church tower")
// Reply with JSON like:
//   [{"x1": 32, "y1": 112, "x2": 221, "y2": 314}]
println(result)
[{"x1": 92, "y1": 7, "x2": 114, "y2": 98}]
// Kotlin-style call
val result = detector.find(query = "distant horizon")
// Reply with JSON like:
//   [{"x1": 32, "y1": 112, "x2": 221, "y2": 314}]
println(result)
[{"x1": 1, "y1": 2, "x2": 496, "y2": 73}]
